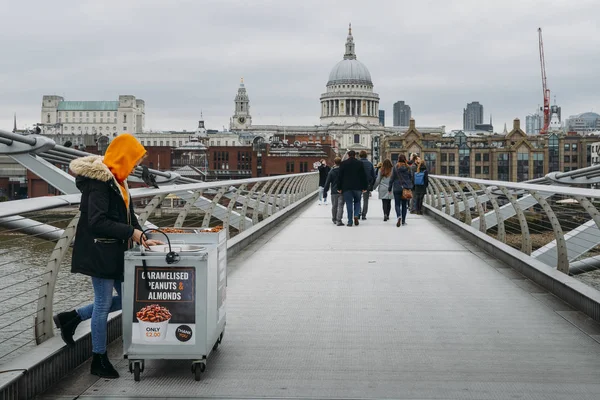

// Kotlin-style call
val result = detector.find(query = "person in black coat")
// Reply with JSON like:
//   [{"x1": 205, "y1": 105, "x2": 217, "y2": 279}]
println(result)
[
  {"x1": 388, "y1": 154, "x2": 414, "y2": 227},
  {"x1": 358, "y1": 150, "x2": 376, "y2": 220},
  {"x1": 317, "y1": 159, "x2": 331, "y2": 205},
  {"x1": 337, "y1": 150, "x2": 368, "y2": 226},
  {"x1": 52, "y1": 134, "x2": 161, "y2": 379}
]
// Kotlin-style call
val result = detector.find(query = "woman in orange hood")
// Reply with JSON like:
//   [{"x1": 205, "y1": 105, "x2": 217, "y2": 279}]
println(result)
[{"x1": 53, "y1": 134, "x2": 161, "y2": 379}]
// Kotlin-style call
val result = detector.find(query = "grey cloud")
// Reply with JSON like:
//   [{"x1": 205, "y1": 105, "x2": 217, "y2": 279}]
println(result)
[{"x1": 2, "y1": 0, "x2": 599, "y2": 132}]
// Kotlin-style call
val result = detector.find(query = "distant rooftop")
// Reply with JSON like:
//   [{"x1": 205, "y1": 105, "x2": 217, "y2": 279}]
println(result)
[{"x1": 57, "y1": 101, "x2": 119, "y2": 111}]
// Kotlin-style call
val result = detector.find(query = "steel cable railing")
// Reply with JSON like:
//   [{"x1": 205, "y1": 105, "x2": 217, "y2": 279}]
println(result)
[
  {"x1": 425, "y1": 175, "x2": 600, "y2": 292},
  {"x1": 0, "y1": 172, "x2": 318, "y2": 364}
]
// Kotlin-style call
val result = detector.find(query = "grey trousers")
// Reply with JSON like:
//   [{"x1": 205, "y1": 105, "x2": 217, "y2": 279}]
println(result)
[
  {"x1": 330, "y1": 193, "x2": 344, "y2": 223},
  {"x1": 361, "y1": 191, "x2": 370, "y2": 217}
]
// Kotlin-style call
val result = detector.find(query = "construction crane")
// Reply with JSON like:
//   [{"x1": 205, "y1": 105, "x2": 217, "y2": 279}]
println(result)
[{"x1": 538, "y1": 27, "x2": 550, "y2": 134}]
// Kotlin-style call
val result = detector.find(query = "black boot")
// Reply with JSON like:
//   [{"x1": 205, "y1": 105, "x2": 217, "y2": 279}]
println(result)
[
  {"x1": 91, "y1": 352, "x2": 120, "y2": 379},
  {"x1": 53, "y1": 310, "x2": 81, "y2": 346}
]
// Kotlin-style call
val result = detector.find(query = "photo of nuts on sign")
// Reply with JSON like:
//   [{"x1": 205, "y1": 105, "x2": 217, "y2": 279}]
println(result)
[{"x1": 136, "y1": 304, "x2": 172, "y2": 342}]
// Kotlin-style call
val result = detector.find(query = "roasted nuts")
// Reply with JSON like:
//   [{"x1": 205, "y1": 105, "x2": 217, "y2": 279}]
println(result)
[{"x1": 136, "y1": 304, "x2": 172, "y2": 322}]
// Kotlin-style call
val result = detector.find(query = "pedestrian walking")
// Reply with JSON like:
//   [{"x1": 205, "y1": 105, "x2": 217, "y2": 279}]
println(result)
[
  {"x1": 358, "y1": 150, "x2": 376, "y2": 220},
  {"x1": 323, "y1": 157, "x2": 345, "y2": 226},
  {"x1": 374, "y1": 162, "x2": 382, "y2": 178},
  {"x1": 409, "y1": 153, "x2": 419, "y2": 213},
  {"x1": 317, "y1": 159, "x2": 331, "y2": 205},
  {"x1": 373, "y1": 159, "x2": 393, "y2": 221},
  {"x1": 413, "y1": 157, "x2": 429, "y2": 215},
  {"x1": 52, "y1": 134, "x2": 162, "y2": 379},
  {"x1": 388, "y1": 154, "x2": 414, "y2": 227},
  {"x1": 337, "y1": 150, "x2": 368, "y2": 226}
]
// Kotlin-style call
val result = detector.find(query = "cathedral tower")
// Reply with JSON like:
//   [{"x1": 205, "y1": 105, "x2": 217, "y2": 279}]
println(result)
[{"x1": 230, "y1": 78, "x2": 252, "y2": 130}]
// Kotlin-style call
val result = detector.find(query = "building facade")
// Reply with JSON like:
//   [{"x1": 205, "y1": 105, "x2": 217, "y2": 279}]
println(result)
[
  {"x1": 463, "y1": 101, "x2": 484, "y2": 131},
  {"x1": 40, "y1": 95, "x2": 145, "y2": 136},
  {"x1": 526, "y1": 112, "x2": 542, "y2": 135},
  {"x1": 382, "y1": 118, "x2": 598, "y2": 182},
  {"x1": 379, "y1": 110, "x2": 385, "y2": 126},
  {"x1": 393, "y1": 101, "x2": 411, "y2": 127}
]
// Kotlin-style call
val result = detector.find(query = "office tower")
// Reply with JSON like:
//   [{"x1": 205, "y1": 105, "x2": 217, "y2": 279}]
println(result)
[{"x1": 393, "y1": 101, "x2": 411, "y2": 126}]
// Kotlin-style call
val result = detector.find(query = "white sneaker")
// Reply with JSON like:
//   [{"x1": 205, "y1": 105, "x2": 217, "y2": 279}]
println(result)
[{"x1": 318, "y1": 200, "x2": 322, "y2": 205}]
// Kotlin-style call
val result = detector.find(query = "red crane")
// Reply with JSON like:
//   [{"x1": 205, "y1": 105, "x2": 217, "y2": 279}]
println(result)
[{"x1": 538, "y1": 27, "x2": 550, "y2": 134}]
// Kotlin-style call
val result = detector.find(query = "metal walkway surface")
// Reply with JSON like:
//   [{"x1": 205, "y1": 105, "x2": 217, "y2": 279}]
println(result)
[{"x1": 38, "y1": 197, "x2": 600, "y2": 400}]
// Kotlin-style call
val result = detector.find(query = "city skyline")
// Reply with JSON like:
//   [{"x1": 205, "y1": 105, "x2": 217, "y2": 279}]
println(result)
[{"x1": 1, "y1": 0, "x2": 599, "y2": 133}]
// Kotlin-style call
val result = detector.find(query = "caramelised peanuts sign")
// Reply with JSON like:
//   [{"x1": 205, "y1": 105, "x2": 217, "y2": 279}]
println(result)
[{"x1": 132, "y1": 266, "x2": 196, "y2": 345}]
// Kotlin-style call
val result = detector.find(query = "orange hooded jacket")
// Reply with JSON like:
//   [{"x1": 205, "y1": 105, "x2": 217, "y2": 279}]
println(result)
[{"x1": 102, "y1": 134, "x2": 146, "y2": 208}]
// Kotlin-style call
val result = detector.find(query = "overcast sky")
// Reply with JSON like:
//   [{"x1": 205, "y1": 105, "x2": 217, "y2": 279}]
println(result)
[{"x1": 1, "y1": 0, "x2": 599, "y2": 133}]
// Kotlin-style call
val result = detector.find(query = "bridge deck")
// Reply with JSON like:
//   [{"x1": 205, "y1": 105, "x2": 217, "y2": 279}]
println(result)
[{"x1": 39, "y1": 198, "x2": 600, "y2": 399}]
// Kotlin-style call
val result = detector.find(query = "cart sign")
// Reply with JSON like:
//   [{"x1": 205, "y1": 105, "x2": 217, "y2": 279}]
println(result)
[{"x1": 132, "y1": 266, "x2": 196, "y2": 345}]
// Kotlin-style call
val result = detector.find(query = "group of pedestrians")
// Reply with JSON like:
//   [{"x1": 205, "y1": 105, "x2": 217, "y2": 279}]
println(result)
[{"x1": 319, "y1": 151, "x2": 429, "y2": 227}]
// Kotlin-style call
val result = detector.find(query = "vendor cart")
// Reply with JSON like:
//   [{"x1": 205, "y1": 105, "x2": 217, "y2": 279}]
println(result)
[{"x1": 122, "y1": 229, "x2": 226, "y2": 381}]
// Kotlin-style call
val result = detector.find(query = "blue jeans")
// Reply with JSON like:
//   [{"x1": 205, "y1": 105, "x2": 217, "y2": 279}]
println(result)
[
  {"x1": 393, "y1": 192, "x2": 409, "y2": 222},
  {"x1": 343, "y1": 190, "x2": 362, "y2": 223},
  {"x1": 77, "y1": 278, "x2": 122, "y2": 354}
]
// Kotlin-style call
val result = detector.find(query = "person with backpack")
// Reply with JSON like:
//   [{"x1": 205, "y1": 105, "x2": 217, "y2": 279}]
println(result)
[
  {"x1": 372, "y1": 159, "x2": 393, "y2": 221},
  {"x1": 388, "y1": 154, "x2": 414, "y2": 227},
  {"x1": 413, "y1": 157, "x2": 429, "y2": 215},
  {"x1": 409, "y1": 153, "x2": 418, "y2": 213}
]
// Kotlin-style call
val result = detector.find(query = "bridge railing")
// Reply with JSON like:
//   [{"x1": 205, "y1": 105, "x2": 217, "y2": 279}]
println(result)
[
  {"x1": 0, "y1": 172, "x2": 319, "y2": 364},
  {"x1": 425, "y1": 175, "x2": 600, "y2": 285}
]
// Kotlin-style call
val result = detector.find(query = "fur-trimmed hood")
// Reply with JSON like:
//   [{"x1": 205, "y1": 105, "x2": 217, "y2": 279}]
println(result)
[
  {"x1": 70, "y1": 156, "x2": 113, "y2": 182},
  {"x1": 70, "y1": 155, "x2": 129, "y2": 201}
]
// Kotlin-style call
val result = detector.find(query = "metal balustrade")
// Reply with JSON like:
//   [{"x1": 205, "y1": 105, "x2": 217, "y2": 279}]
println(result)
[
  {"x1": 425, "y1": 175, "x2": 600, "y2": 285},
  {"x1": 0, "y1": 129, "x2": 319, "y2": 363}
]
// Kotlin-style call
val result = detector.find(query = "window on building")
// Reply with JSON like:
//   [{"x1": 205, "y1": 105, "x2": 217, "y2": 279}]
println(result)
[
  {"x1": 153, "y1": 141, "x2": 157, "y2": 146},
  {"x1": 65, "y1": 118, "x2": 69, "y2": 123},
  {"x1": 564, "y1": 143, "x2": 570, "y2": 151},
  {"x1": 497, "y1": 153, "x2": 509, "y2": 182},
  {"x1": 441, "y1": 166, "x2": 447, "y2": 174},
  {"x1": 93, "y1": 112, "x2": 96, "y2": 117},
  {"x1": 225, "y1": 141, "x2": 228, "y2": 146},
  {"x1": 47, "y1": 114, "x2": 51, "y2": 123},
  {"x1": 533, "y1": 153, "x2": 544, "y2": 178},
  {"x1": 564, "y1": 155, "x2": 570, "y2": 163},
  {"x1": 549, "y1": 134, "x2": 559, "y2": 172},
  {"x1": 517, "y1": 150, "x2": 529, "y2": 182},
  {"x1": 354, "y1": 134, "x2": 360, "y2": 144},
  {"x1": 475, "y1": 166, "x2": 481, "y2": 174},
  {"x1": 124, "y1": 115, "x2": 127, "y2": 123},
  {"x1": 300, "y1": 162, "x2": 308, "y2": 172},
  {"x1": 572, "y1": 154, "x2": 578, "y2": 163},
  {"x1": 217, "y1": 141, "x2": 221, "y2": 146},
  {"x1": 458, "y1": 148, "x2": 470, "y2": 177},
  {"x1": 286, "y1": 161, "x2": 295, "y2": 173},
  {"x1": 572, "y1": 143, "x2": 578, "y2": 151},
  {"x1": 475, "y1": 153, "x2": 481, "y2": 162},
  {"x1": 159, "y1": 141, "x2": 163, "y2": 146},
  {"x1": 424, "y1": 153, "x2": 436, "y2": 174},
  {"x1": 449, "y1": 153, "x2": 455, "y2": 162},
  {"x1": 483, "y1": 166, "x2": 490, "y2": 175},
  {"x1": 448, "y1": 166, "x2": 455, "y2": 175},
  {"x1": 72, "y1": 112, "x2": 75, "y2": 117},
  {"x1": 441, "y1": 153, "x2": 447, "y2": 162},
  {"x1": 123, "y1": 126, "x2": 127, "y2": 131},
  {"x1": 483, "y1": 153, "x2": 489, "y2": 162},
  {"x1": 179, "y1": 141, "x2": 183, "y2": 146}
]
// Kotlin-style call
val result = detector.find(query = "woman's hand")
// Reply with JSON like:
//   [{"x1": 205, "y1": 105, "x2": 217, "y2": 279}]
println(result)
[
  {"x1": 131, "y1": 229, "x2": 147, "y2": 247},
  {"x1": 144, "y1": 239, "x2": 164, "y2": 248}
]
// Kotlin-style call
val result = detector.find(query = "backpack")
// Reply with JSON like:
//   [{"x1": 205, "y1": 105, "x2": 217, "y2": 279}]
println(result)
[{"x1": 414, "y1": 171, "x2": 425, "y2": 186}]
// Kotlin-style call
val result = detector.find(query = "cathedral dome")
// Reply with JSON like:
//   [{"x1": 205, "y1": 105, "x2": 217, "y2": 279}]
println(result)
[
  {"x1": 326, "y1": 24, "x2": 373, "y2": 87},
  {"x1": 327, "y1": 59, "x2": 372, "y2": 86}
]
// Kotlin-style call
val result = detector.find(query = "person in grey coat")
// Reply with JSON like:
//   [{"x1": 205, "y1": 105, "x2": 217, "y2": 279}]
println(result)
[
  {"x1": 323, "y1": 157, "x2": 344, "y2": 226},
  {"x1": 372, "y1": 159, "x2": 394, "y2": 221}
]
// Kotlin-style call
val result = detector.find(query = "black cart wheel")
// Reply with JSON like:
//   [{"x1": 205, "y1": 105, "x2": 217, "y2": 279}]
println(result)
[
  {"x1": 134, "y1": 363, "x2": 141, "y2": 382},
  {"x1": 192, "y1": 363, "x2": 205, "y2": 381}
]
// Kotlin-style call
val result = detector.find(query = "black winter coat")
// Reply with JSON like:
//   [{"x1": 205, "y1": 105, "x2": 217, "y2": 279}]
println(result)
[
  {"x1": 318, "y1": 164, "x2": 331, "y2": 186},
  {"x1": 323, "y1": 166, "x2": 340, "y2": 194},
  {"x1": 337, "y1": 157, "x2": 368, "y2": 192},
  {"x1": 70, "y1": 156, "x2": 141, "y2": 281},
  {"x1": 359, "y1": 158, "x2": 376, "y2": 190}
]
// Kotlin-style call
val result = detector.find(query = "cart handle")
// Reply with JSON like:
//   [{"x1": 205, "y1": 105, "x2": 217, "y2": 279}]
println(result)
[{"x1": 141, "y1": 229, "x2": 180, "y2": 265}]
